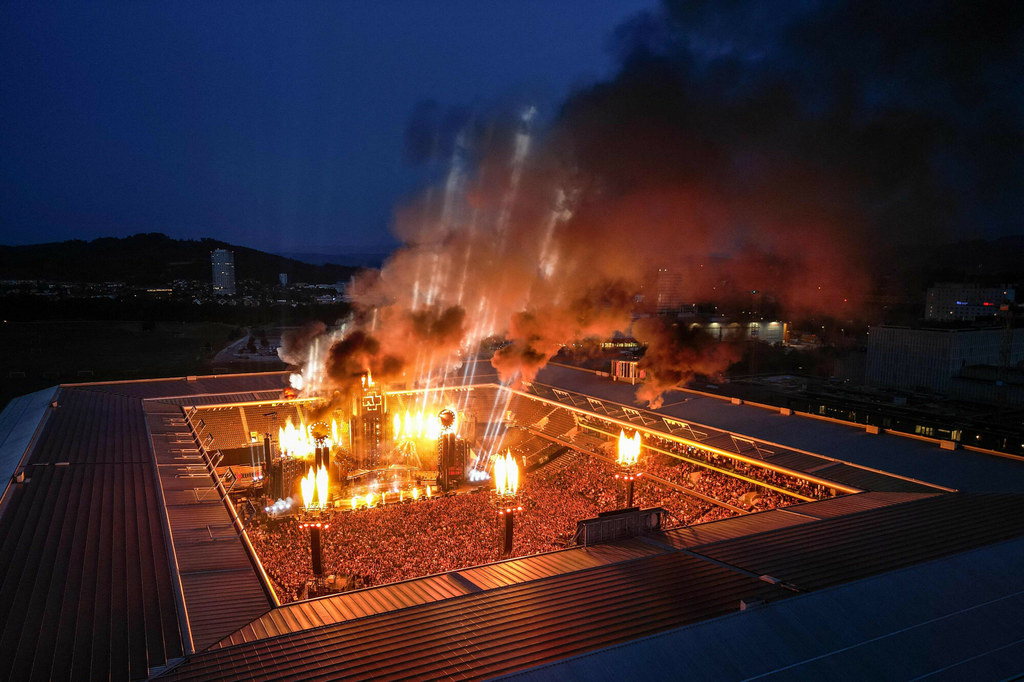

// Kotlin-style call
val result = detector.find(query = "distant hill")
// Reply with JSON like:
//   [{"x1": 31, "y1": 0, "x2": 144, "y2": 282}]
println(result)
[
  {"x1": 0, "y1": 233, "x2": 362, "y2": 285},
  {"x1": 278, "y1": 251, "x2": 391, "y2": 268}
]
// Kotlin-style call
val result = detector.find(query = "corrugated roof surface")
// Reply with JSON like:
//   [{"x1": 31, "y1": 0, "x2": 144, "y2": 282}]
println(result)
[
  {"x1": 532, "y1": 363, "x2": 1024, "y2": 494},
  {"x1": 161, "y1": 551, "x2": 787, "y2": 681},
  {"x1": 3, "y1": 371, "x2": 1018, "y2": 681},
  {"x1": 77, "y1": 373, "x2": 289, "y2": 399},
  {"x1": 0, "y1": 384, "x2": 56, "y2": 485},
  {"x1": 661, "y1": 509, "x2": 814, "y2": 548},
  {"x1": 809, "y1": 461, "x2": 939, "y2": 493},
  {"x1": 760, "y1": 449, "x2": 828, "y2": 471},
  {"x1": 162, "y1": 393, "x2": 264, "y2": 406},
  {"x1": 146, "y1": 401, "x2": 274, "y2": 652},
  {"x1": 158, "y1": 390, "x2": 291, "y2": 407},
  {"x1": 690, "y1": 492, "x2": 1024, "y2": 591},
  {"x1": 783, "y1": 490, "x2": 939, "y2": 519},
  {"x1": 457, "y1": 537, "x2": 662, "y2": 590},
  {"x1": 503, "y1": 534, "x2": 1024, "y2": 682},
  {"x1": 0, "y1": 387, "x2": 184, "y2": 681},
  {"x1": 216, "y1": 573, "x2": 473, "y2": 649},
  {"x1": 28, "y1": 388, "x2": 152, "y2": 464},
  {"x1": 214, "y1": 538, "x2": 663, "y2": 649}
]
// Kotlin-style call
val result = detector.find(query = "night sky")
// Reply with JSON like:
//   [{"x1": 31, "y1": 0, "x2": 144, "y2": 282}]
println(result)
[
  {"x1": 0, "y1": 1, "x2": 651, "y2": 254},
  {"x1": 2, "y1": 1, "x2": 1021, "y2": 256}
]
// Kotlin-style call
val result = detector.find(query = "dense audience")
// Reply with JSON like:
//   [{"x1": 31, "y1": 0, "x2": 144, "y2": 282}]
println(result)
[
  {"x1": 575, "y1": 415, "x2": 833, "y2": 501},
  {"x1": 245, "y1": 444, "x2": 809, "y2": 602}
]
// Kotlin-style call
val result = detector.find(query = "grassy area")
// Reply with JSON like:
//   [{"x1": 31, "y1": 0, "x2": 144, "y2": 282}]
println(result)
[{"x1": 0, "y1": 320, "x2": 245, "y2": 409}]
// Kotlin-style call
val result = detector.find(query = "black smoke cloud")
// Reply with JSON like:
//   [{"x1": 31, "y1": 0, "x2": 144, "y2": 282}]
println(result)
[
  {"x1": 278, "y1": 321, "x2": 327, "y2": 366},
  {"x1": 320, "y1": 305, "x2": 467, "y2": 396},
  {"x1": 325, "y1": 329, "x2": 405, "y2": 393},
  {"x1": 318, "y1": 0, "x2": 1021, "y2": 406},
  {"x1": 633, "y1": 317, "x2": 742, "y2": 408},
  {"x1": 601, "y1": 0, "x2": 1024, "y2": 241}
]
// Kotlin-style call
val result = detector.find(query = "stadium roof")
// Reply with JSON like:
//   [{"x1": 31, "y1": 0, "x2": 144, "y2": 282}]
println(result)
[
  {"x1": 506, "y1": 534, "x2": 1024, "y2": 681},
  {"x1": 533, "y1": 363, "x2": 1024, "y2": 492},
  {"x1": 2, "y1": 369, "x2": 1024, "y2": 680},
  {"x1": 517, "y1": 381, "x2": 946, "y2": 496},
  {"x1": 159, "y1": 492, "x2": 1024, "y2": 680},
  {"x1": 0, "y1": 373, "x2": 289, "y2": 680}
]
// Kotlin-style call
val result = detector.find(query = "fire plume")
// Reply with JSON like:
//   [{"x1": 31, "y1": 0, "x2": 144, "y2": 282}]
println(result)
[
  {"x1": 617, "y1": 429, "x2": 641, "y2": 467},
  {"x1": 316, "y1": 466, "x2": 329, "y2": 508},
  {"x1": 300, "y1": 467, "x2": 316, "y2": 508},
  {"x1": 494, "y1": 450, "x2": 519, "y2": 496},
  {"x1": 300, "y1": 465, "x2": 330, "y2": 508}
]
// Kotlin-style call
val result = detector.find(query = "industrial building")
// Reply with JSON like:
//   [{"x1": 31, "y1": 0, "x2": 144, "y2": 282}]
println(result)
[
  {"x1": 865, "y1": 324, "x2": 1024, "y2": 395},
  {"x1": 925, "y1": 282, "x2": 1014, "y2": 321}
]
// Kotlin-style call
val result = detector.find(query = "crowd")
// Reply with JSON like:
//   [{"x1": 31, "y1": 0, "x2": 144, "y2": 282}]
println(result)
[
  {"x1": 248, "y1": 493, "x2": 500, "y2": 602},
  {"x1": 640, "y1": 454, "x2": 791, "y2": 512},
  {"x1": 574, "y1": 415, "x2": 834, "y2": 501},
  {"x1": 246, "y1": 446, "x2": 802, "y2": 603}
]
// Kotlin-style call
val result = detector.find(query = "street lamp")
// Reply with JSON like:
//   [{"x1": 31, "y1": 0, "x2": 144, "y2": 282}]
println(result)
[{"x1": 616, "y1": 429, "x2": 643, "y2": 508}]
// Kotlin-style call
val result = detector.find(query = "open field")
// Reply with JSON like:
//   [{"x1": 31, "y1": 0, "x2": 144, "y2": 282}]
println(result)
[{"x1": 0, "y1": 320, "x2": 245, "y2": 409}]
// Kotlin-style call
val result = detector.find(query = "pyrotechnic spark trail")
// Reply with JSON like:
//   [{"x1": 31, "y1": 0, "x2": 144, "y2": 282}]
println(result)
[
  {"x1": 479, "y1": 376, "x2": 516, "y2": 465},
  {"x1": 493, "y1": 105, "x2": 535, "y2": 252}
]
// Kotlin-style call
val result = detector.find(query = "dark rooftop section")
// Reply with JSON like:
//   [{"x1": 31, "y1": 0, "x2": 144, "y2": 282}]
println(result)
[
  {"x1": 214, "y1": 538, "x2": 661, "y2": 650},
  {"x1": 159, "y1": 491, "x2": 1024, "y2": 681},
  {"x1": 0, "y1": 373, "x2": 291, "y2": 681},
  {"x1": 0, "y1": 384, "x2": 57, "y2": 484},
  {"x1": 689, "y1": 492, "x2": 1024, "y2": 592},
  {"x1": 3, "y1": 370, "x2": 1024, "y2": 681},
  {"x1": 146, "y1": 401, "x2": 274, "y2": 652},
  {"x1": 0, "y1": 387, "x2": 185, "y2": 681},
  {"x1": 659, "y1": 491, "x2": 936, "y2": 548},
  {"x1": 161, "y1": 551, "x2": 787, "y2": 681},
  {"x1": 503, "y1": 534, "x2": 1024, "y2": 681},
  {"x1": 76, "y1": 372, "x2": 289, "y2": 400}
]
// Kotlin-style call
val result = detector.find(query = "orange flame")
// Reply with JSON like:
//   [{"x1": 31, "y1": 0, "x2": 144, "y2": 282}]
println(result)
[
  {"x1": 617, "y1": 429, "x2": 641, "y2": 467},
  {"x1": 494, "y1": 450, "x2": 519, "y2": 496},
  {"x1": 316, "y1": 465, "x2": 329, "y2": 508},
  {"x1": 300, "y1": 467, "x2": 316, "y2": 508}
]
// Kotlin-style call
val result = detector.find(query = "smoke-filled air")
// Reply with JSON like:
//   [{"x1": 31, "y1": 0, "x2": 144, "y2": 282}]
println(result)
[{"x1": 281, "y1": 0, "x2": 1022, "y2": 407}]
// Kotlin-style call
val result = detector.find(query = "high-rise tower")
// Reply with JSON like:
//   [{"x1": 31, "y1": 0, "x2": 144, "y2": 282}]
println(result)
[{"x1": 211, "y1": 249, "x2": 236, "y2": 296}]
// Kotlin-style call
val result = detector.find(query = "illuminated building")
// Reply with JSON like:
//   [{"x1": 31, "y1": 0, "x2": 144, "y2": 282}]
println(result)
[
  {"x1": 211, "y1": 248, "x2": 236, "y2": 296},
  {"x1": 655, "y1": 267, "x2": 685, "y2": 313},
  {"x1": 925, "y1": 283, "x2": 1014, "y2": 321}
]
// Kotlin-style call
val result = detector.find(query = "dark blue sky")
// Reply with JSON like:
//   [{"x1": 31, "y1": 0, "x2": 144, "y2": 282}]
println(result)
[{"x1": 1, "y1": 1, "x2": 652, "y2": 254}]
